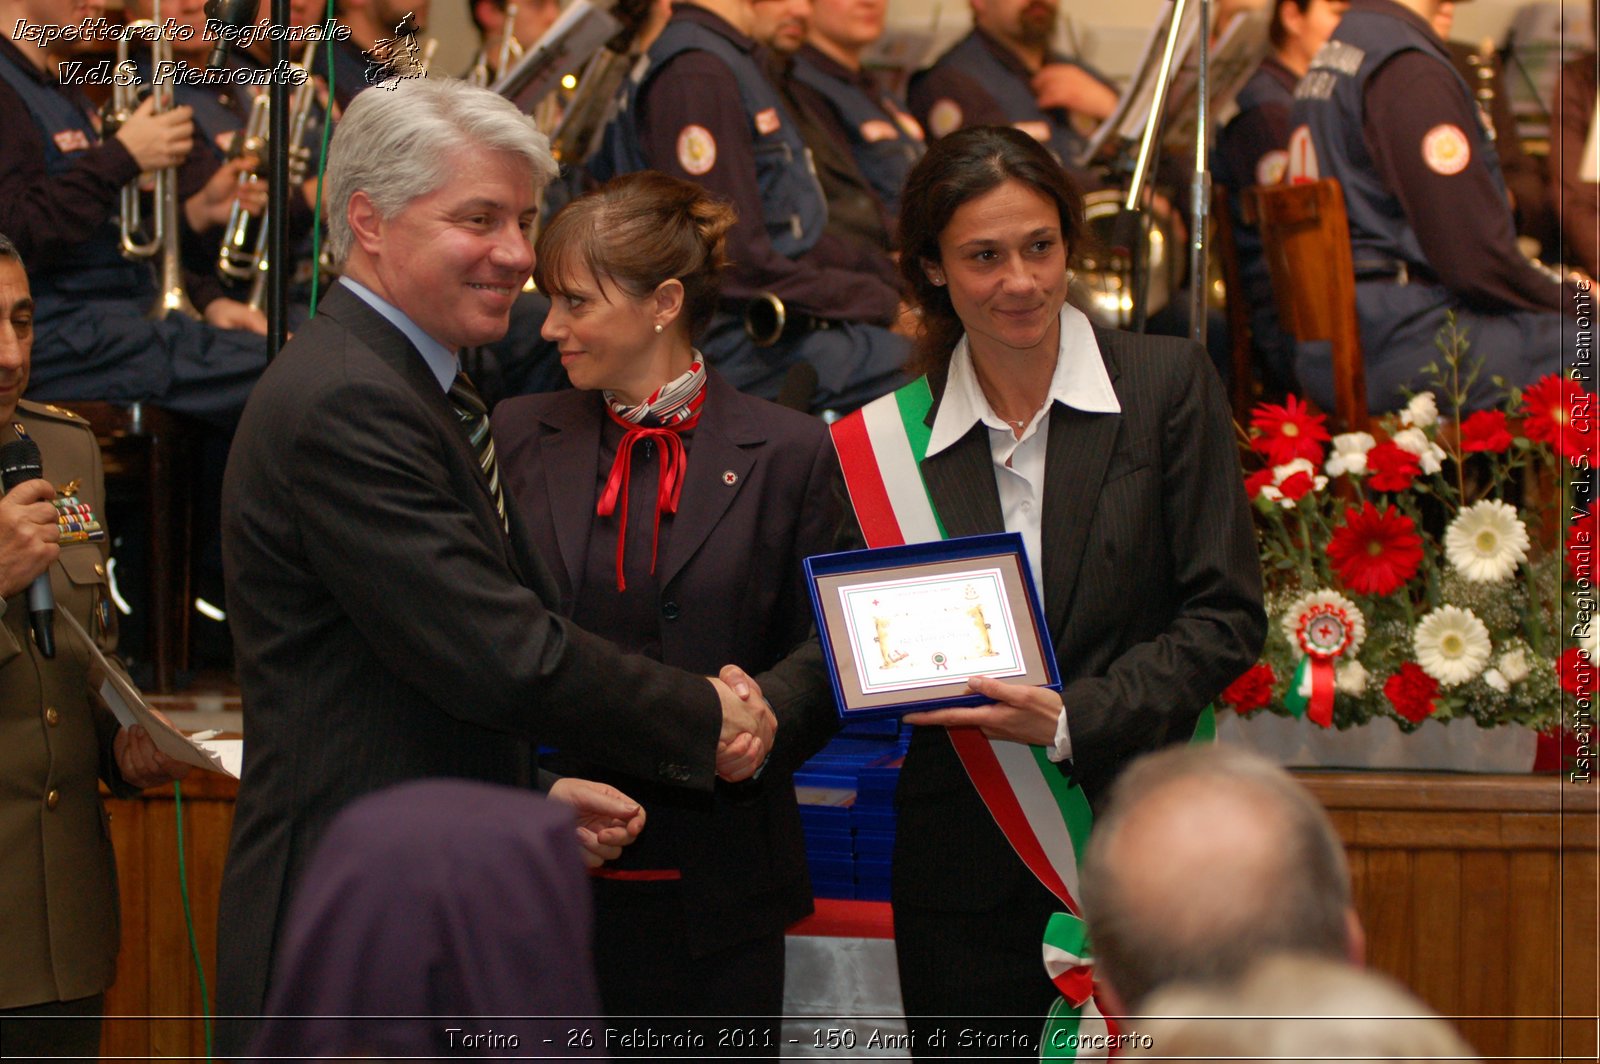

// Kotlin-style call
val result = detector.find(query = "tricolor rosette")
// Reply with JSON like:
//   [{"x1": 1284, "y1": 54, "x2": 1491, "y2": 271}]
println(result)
[{"x1": 1281, "y1": 590, "x2": 1368, "y2": 727}]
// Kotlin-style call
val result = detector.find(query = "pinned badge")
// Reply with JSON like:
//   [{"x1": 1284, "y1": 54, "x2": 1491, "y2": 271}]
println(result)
[
  {"x1": 754, "y1": 107, "x2": 781, "y2": 135},
  {"x1": 721, "y1": 470, "x2": 738, "y2": 486},
  {"x1": 1256, "y1": 149, "x2": 1289, "y2": 188}
]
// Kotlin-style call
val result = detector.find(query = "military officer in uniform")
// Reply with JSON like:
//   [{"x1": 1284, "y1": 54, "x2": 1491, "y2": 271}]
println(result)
[
  {"x1": 1286, "y1": 0, "x2": 1570, "y2": 412},
  {"x1": 0, "y1": 234, "x2": 191, "y2": 1058},
  {"x1": 594, "y1": 0, "x2": 907, "y2": 413}
]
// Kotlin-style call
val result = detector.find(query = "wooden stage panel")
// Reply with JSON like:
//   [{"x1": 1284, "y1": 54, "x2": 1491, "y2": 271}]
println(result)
[{"x1": 99, "y1": 771, "x2": 1598, "y2": 1060}]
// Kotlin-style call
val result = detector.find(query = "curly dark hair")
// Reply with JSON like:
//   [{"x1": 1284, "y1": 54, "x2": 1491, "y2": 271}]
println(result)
[{"x1": 896, "y1": 126, "x2": 1086, "y2": 382}]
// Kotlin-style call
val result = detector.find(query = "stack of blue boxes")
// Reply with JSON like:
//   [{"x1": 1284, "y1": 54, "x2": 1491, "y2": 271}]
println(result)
[{"x1": 794, "y1": 719, "x2": 909, "y2": 900}]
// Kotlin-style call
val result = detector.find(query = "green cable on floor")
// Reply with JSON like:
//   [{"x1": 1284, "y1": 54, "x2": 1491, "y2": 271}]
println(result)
[{"x1": 172, "y1": 781, "x2": 214, "y2": 1061}]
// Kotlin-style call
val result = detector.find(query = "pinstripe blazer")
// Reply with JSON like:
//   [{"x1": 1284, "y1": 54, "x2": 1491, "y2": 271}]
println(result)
[
  {"x1": 890, "y1": 326, "x2": 1266, "y2": 912},
  {"x1": 215, "y1": 283, "x2": 724, "y2": 1047}
]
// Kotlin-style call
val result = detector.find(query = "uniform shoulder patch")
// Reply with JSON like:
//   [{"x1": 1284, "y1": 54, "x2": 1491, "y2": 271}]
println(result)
[
  {"x1": 676, "y1": 124, "x2": 717, "y2": 176},
  {"x1": 1421, "y1": 123, "x2": 1470, "y2": 175},
  {"x1": 1256, "y1": 148, "x2": 1289, "y2": 188},
  {"x1": 928, "y1": 98, "x2": 963, "y2": 139}
]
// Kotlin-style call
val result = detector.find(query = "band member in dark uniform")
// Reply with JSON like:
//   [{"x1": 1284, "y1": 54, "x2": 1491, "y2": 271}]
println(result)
[
  {"x1": 1286, "y1": 0, "x2": 1569, "y2": 412},
  {"x1": 594, "y1": 0, "x2": 907, "y2": 413}
]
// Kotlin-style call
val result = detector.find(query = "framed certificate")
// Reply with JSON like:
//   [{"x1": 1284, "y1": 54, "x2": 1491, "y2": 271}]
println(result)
[{"x1": 804, "y1": 532, "x2": 1060, "y2": 720}]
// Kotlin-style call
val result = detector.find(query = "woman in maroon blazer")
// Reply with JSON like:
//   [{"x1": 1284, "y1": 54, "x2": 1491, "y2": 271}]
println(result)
[{"x1": 491, "y1": 172, "x2": 843, "y2": 1051}]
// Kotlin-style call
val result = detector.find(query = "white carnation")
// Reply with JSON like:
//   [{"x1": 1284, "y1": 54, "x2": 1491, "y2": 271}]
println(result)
[
  {"x1": 1444, "y1": 500, "x2": 1531, "y2": 583},
  {"x1": 1414, "y1": 606, "x2": 1492, "y2": 686},
  {"x1": 1401, "y1": 392, "x2": 1439, "y2": 429},
  {"x1": 1484, "y1": 668, "x2": 1509, "y2": 693},
  {"x1": 1392, "y1": 427, "x2": 1446, "y2": 475},
  {"x1": 1325, "y1": 432, "x2": 1376, "y2": 478},
  {"x1": 1336, "y1": 660, "x2": 1369, "y2": 695},
  {"x1": 1496, "y1": 646, "x2": 1531, "y2": 685}
]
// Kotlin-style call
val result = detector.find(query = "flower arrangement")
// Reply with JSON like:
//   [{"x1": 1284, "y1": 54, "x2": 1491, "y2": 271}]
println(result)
[{"x1": 1226, "y1": 322, "x2": 1595, "y2": 738}]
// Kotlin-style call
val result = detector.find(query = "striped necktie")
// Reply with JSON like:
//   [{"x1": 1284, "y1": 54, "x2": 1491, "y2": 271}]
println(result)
[{"x1": 447, "y1": 369, "x2": 508, "y2": 532}]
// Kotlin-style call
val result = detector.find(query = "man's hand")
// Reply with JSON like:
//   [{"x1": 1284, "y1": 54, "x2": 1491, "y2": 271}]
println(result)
[
  {"x1": 902, "y1": 675, "x2": 1063, "y2": 746},
  {"x1": 184, "y1": 157, "x2": 265, "y2": 231},
  {"x1": 204, "y1": 298, "x2": 268, "y2": 335},
  {"x1": 714, "y1": 664, "x2": 768, "y2": 781},
  {"x1": 113, "y1": 96, "x2": 195, "y2": 172},
  {"x1": 547, "y1": 776, "x2": 646, "y2": 868},
  {"x1": 0, "y1": 479, "x2": 61, "y2": 600},
  {"x1": 113, "y1": 715, "x2": 194, "y2": 789},
  {"x1": 710, "y1": 671, "x2": 775, "y2": 782},
  {"x1": 1031, "y1": 63, "x2": 1119, "y2": 121}
]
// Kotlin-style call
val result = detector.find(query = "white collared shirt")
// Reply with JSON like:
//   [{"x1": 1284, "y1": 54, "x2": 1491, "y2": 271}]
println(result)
[
  {"x1": 343, "y1": 278, "x2": 459, "y2": 391},
  {"x1": 925, "y1": 303, "x2": 1120, "y2": 761}
]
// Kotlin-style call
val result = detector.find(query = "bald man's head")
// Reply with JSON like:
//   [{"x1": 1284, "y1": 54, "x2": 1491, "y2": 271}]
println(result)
[{"x1": 1081, "y1": 746, "x2": 1362, "y2": 1014}]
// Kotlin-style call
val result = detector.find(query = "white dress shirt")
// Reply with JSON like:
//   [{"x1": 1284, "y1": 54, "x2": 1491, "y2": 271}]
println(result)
[{"x1": 925, "y1": 303, "x2": 1121, "y2": 761}]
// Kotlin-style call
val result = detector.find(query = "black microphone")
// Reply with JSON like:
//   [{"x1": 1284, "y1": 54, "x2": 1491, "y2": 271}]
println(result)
[
  {"x1": 1, "y1": 439, "x2": 56, "y2": 658},
  {"x1": 204, "y1": 0, "x2": 261, "y2": 70}
]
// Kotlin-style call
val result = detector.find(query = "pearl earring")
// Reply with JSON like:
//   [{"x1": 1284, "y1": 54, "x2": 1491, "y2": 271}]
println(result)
[{"x1": 654, "y1": 323, "x2": 664, "y2": 334}]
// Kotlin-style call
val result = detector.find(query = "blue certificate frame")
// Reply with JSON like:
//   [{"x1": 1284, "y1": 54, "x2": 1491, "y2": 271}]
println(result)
[{"x1": 804, "y1": 532, "x2": 1061, "y2": 721}]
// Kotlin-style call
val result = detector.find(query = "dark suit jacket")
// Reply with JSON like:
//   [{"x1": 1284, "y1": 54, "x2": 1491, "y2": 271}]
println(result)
[
  {"x1": 490, "y1": 370, "x2": 842, "y2": 956},
  {"x1": 216, "y1": 283, "x2": 723, "y2": 1040},
  {"x1": 890, "y1": 327, "x2": 1266, "y2": 914}
]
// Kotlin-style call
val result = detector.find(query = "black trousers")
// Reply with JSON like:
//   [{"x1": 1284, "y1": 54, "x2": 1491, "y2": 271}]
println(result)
[{"x1": 894, "y1": 873, "x2": 1063, "y2": 1061}]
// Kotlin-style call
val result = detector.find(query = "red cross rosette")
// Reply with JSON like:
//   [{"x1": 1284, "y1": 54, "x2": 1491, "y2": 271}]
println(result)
[{"x1": 1282, "y1": 591, "x2": 1367, "y2": 727}]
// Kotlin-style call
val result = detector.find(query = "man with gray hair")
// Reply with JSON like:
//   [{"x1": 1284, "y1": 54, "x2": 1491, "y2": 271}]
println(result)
[
  {"x1": 1080, "y1": 744, "x2": 1366, "y2": 1017},
  {"x1": 216, "y1": 77, "x2": 779, "y2": 1051}
]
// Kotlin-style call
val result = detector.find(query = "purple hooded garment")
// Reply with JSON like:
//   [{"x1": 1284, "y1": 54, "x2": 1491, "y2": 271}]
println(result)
[{"x1": 248, "y1": 779, "x2": 602, "y2": 1059}]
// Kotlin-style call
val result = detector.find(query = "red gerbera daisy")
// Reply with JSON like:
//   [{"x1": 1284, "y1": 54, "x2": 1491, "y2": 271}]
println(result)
[
  {"x1": 1326, "y1": 502, "x2": 1424, "y2": 596},
  {"x1": 1220, "y1": 663, "x2": 1277, "y2": 715},
  {"x1": 1520, "y1": 374, "x2": 1598, "y2": 465},
  {"x1": 1385, "y1": 662, "x2": 1439, "y2": 723},
  {"x1": 1250, "y1": 395, "x2": 1330, "y2": 467},
  {"x1": 1570, "y1": 509, "x2": 1598, "y2": 580},
  {"x1": 1458, "y1": 409, "x2": 1514, "y2": 453},
  {"x1": 1365, "y1": 441, "x2": 1422, "y2": 492}
]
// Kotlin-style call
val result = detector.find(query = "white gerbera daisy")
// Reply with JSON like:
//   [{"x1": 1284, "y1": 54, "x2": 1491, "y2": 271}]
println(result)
[
  {"x1": 1497, "y1": 645, "x2": 1531, "y2": 685},
  {"x1": 1392, "y1": 427, "x2": 1446, "y2": 474},
  {"x1": 1336, "y1": 660, "x2": 1369, "y2": 695},
  {"x1": 1401, "y1": 392, "x2": 1439, "y2": 429},
  {"x1": 1281, "y1": 590, "x2": 1368, "y2": 659},
  {"x1": 1414, "y1": 606, "x2": 1492, "y2": 686},
  {"x1": 1444, "y1": 500, "x2": 1531, "y2": 583},
  {"x1": 1325, "y1": 432, "x2": 1376, "y2": 477}
]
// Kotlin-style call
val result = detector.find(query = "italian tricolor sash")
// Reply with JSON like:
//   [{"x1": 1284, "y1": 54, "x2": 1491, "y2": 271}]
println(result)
[{"x1": 830, "y1": 379, "x2": 1113, "y2": 1058}]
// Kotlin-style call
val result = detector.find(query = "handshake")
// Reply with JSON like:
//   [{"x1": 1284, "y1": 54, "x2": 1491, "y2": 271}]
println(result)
[{"x1": 711, "y1": 663, "x2": 776, "y2": 782}]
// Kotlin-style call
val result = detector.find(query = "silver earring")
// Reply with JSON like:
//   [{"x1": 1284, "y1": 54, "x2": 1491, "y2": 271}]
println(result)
[{"x1": 654, "y1": 323, "x2": 664, "y2": 334}]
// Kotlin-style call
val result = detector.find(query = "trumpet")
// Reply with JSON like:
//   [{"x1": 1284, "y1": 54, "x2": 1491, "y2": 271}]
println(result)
[
  {"x1": 470, "y1": 3, "x2": 525, "y2": 87},
  {"x1": 743, "y1": 292, "x2": 833, "y2": 347},
  {"x1": 106, "y1": 0, "x2": 197, "y2": 320},
  {"x1": 214, "y1": 41, "x2": 323, "y2": 310}
]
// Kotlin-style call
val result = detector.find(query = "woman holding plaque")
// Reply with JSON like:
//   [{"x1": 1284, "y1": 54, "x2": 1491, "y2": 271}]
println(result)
[
  {"x1": 490, "y1": 171, "x2": 842, "y2": 1050},
  {"x1": 827, "y1": 126, "x2": 1266, "y2": 1052}
]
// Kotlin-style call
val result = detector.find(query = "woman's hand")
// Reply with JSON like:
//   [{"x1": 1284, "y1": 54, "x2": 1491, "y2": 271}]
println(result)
[{"x1": 902, "y1": 675, "x2": 1064, "y2": 747}]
